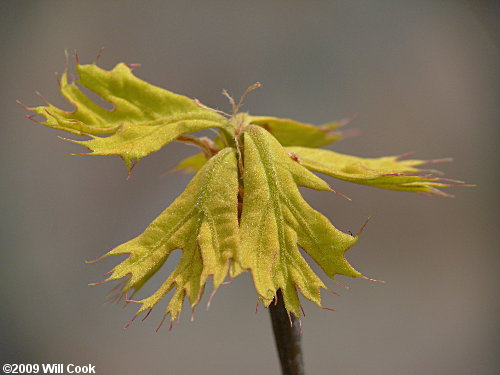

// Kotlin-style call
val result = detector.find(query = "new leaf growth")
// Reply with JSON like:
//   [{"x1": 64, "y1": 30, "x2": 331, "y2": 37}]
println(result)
[{"x1": 24, "y1": 56, "x2": 468, "y2": 328}]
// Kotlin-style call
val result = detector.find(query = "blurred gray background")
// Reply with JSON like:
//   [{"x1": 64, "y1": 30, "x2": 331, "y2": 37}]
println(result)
[{"x1": 1, "y1": 1, "x2": 498, "y2": 374}]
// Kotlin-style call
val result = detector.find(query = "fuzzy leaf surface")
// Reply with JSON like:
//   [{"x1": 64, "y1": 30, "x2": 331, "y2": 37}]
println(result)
[
  {"x1": 287, "y1": 146, "x2": 458, "y2": 195},
  {"x1": 238, "y1": 126, "x2": 362, "y2": 317},
  {"x1": 28, "y1": 62, "x2": 229, "y2": 171},
  {"x1": 97, "y1": 148, "x2": 240, "y2": 322},
  {"x1": 249, "y1": 115, "x2": 344, "y2": 147}
]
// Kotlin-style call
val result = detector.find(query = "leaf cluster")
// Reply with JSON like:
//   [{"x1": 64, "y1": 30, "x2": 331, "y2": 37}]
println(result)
[{"x1": 24, "y1": 57, "x2": 467, "y2": 328}]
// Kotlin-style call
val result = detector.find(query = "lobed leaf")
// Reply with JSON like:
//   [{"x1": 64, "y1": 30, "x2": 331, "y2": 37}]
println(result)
[
  {"x1": 95, "y1": 148, "x2": 240, "y2": 324},
  {"x1": 27, "y1": 61, "x2": 230, "y2": 172},
  {"x1": 73, "y1": 112, "x2": 226, "y2": 172},
  {"x1": 287, "y1": 146, "x2": 460, "y2": 196},
  {"x1": 238, "y1": 126, "x2": 363, "y2": 317},
  {"x1": 249, "y1": 115, "x2": 345, "y2": 147}
]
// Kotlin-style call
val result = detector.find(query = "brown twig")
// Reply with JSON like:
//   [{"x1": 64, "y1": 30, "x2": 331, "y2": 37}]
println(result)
[{"x1": 269, "y1": 289, "x2": 305, "y2": 375}]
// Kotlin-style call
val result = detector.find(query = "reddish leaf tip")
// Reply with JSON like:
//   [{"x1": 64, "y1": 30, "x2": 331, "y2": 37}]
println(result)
[
  {"x1": 357, "y1": 216, "x2": 372, "y2": 236},
  {"x1": 125, "y1": 159, "x2": 138, "y2": 180},
  {"x1": 300, "y1": 305, "x2": 306, "y2": 317},
  {"x1": 25, "y1": 114, "x2": 42, "y2": 125},
  {"x1": 124, "y1": 299, "x2": 141, "y2": 304},
  {"x1": 396, "y1": 152, "x2": 416, "y2": 160},
  {"x1": 124, "y1": 314, "x2": 138, "y2": 329},
  {"x1": 94, "y1": 47, "x2": 105, "y2": 64},
  {"x1": 425, "y1": 157, "x2": 453, "y2": 164},
  {"x1": 339, "y1": 113, "x2": 357, "y2": 127},
  {"x1": 16, "y1": 100, "x2": 31, "y2": 111},
  {"x1": 74, "y1": 49, "x2": 80, "y2": 66},
  {"x1": 338, "y1": 128, "x2": 361, "y2": 140},
  {"x1": 324, "y1": 287, "x2": 340, "y2": 296},
  {"x1": 190, "y1": 308, "x2": 196, "y2": 322},
  {"x1": 429, "y1": 188, "x2": 455, "y2": 198},
  {"x1": 141, "y1": 308, "x2": 153, "y2": 322},
  {"x1": 155, "y1": 315, "x2": 168, "y2": 333},
  {"x1": 89, "y1": 278, "x2": 112, "y2": 286},
  {"x1": 85, "y1": 252, "x2": 109, "y2": 264},
  {"x1": 206, "y1": 288, "x2": 218, "y2": 311},
  {"x1": 320, "y1": 306, "x2": 336, "y2": 312},
  {"x1": 35, "y1": 91, "x2": 50, "y2": 105},
  {"x1": 125, "y1": 63, "x2": 141, "y2": 71},
  {"x1": 361, "y1": 275, "x2": 385, "y2": 283},
  {"x1": 333, "y1": 279, "x2": 350, "y2": 290},
  {"x1": 328, "y1": 185, "x2": 352, "y2": 201}
]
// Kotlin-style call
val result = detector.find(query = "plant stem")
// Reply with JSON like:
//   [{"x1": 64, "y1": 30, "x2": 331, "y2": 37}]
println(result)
[{"x1": 269, "y1": 289, "x2": 304, "y2": 375}]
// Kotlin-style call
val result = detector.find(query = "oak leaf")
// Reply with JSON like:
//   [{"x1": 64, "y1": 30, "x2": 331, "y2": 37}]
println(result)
[
  {"x1": 93, "y1": 148, "x2": 240, "y2": 324},
  {"x1": 249, "y1": 116, "x2": 345, "y2": 147},
  {"x1": 286, "y1": 147, "x2": 461, "y2": 196},
  {"x1": 237, "y1": 126, "x2": 363, "y2": 317},
  {"x1": 26, "y1": 61, "x2": 230, "y2": 173}
]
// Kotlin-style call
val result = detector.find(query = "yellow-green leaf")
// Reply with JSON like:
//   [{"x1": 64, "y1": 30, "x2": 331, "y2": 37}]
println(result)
[
  {"x1": 174, "y1": 152, "x2": 208, "y2": 174},
  {"x1": 286, "y1": 146, "x2": 460, "y2": 196},
  {"x1": 27, "y1": 62, "x2": 230, "y2": 172},
  {"x1": 238, "y1": 126, "x2": 362, "y2": 317},
  {"x1": 94, "y1": 148, "x2": 240, "y2": 324},
  {"x1": 74, "y1": 112, "x2": 226, "y2": 172},
  {"x1": 249, "y1": 115, "x2": 344, "y2": 147}
]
